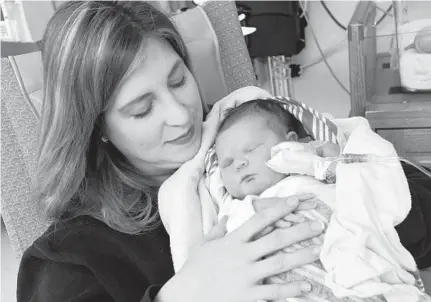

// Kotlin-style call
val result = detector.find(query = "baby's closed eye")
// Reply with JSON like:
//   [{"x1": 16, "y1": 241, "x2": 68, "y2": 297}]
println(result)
[
  {"x1": 245, "y1": 143, "x2": 263, "y2": 152},
  {"x1": 220, "y1": 158, "x2": 233, "y2": 169}
]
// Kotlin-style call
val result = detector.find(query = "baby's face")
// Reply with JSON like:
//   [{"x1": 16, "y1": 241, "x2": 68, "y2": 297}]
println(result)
[{"x1": 215, "y1": 114, "x2": 287, "y2": 199}]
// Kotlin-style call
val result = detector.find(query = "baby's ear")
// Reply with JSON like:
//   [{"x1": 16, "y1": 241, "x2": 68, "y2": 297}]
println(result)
[{"x1": 285, "y1": 131, "x2": 298, "y2": 141}]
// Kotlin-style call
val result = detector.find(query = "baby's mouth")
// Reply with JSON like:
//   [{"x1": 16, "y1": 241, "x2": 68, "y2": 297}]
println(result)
[{"x1": 241, "y1": 174, "x2": 256, "y2": 183}]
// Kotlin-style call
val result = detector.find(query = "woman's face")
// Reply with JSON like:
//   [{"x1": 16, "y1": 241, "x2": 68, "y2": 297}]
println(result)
[{"x1": 104, "y1": 37, "x2": 203, "y2": 181}]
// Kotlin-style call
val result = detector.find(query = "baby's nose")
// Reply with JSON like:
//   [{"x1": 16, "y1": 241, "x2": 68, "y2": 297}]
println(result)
[{"x1": 234, "y1": 158, "x2": 248, "y2": 171}]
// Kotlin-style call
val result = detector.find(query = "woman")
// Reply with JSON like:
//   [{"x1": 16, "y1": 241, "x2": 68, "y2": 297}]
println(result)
[
  {"x1": 17, "y1": 2, "x2": 326, "y2": 301},
  {"x1": 17, "y1": 1, "x2": 431, "y2": 301}
]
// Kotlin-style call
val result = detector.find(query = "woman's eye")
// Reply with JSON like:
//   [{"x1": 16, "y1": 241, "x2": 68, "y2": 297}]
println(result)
[
  {"x1": 132, "y1": 103, "x2": 153, "y2": 119},
  {"x1": 170, "y1": 75, "x2": 186, "y2": 88}
]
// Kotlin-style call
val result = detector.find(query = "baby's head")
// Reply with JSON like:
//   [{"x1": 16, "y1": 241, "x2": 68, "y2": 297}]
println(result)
[{"x1": 215, "y1": 99, "x2": 298, "y2": 199}]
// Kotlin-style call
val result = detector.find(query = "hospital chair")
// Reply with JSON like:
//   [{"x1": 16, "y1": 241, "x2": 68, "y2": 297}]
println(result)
[{"x1": 1, "y1": 1, "x2": 256, "y2": 259}]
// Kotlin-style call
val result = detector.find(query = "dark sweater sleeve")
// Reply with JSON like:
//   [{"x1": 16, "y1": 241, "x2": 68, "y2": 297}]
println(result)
[{"x1": 396, "y1": 163, "x2": 431, "y2": 270}]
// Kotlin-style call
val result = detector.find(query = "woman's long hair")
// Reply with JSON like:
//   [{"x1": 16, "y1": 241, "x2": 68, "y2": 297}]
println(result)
[{"x1": 36, "y1": 1, "x2": 189, "y2": 233}]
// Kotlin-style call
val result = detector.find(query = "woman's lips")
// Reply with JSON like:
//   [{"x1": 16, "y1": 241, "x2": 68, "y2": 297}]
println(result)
[{"x1": 168, "y1": 126, "x2": 195, "y2": 145}]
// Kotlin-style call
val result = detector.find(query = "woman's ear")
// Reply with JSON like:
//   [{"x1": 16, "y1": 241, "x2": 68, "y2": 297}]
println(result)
[
  {"x1": 96, "y1": 115, "x2": 110, "y2": 144},
  {"x1": 285, "y1": 131, "x2": 298, "y2": 141}
]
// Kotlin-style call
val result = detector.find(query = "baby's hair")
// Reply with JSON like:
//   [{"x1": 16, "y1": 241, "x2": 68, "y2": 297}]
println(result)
[{"x1": 218, "y1": 98, "x2": 298, "y2": 136}]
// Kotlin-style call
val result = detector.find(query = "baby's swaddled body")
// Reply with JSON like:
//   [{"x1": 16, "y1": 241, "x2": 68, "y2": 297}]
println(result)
[{"x1": 218, "y1": 174, "x2": 360, "y2": 302}]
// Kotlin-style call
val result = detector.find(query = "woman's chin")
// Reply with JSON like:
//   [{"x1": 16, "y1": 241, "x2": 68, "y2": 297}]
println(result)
[
  {"x1": 184, "y1": 139, "x2": 202, "y2": 161},
  {"x1": 173, "y1": 136, "x2": 202, "y2": 164},
  {"x1": 163, "y1": 123, "x2": 203, "y2": 171}
]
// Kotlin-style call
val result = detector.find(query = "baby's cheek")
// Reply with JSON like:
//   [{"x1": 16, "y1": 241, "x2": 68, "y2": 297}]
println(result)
[{"x1": 220, "y1": 170, "x2": 240, "y2": 197}]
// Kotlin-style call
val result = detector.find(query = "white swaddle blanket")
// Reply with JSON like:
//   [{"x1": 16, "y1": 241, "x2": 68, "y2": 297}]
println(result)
[{"x1": 158, "y1": 116, "x2": 429, "y2": 302}]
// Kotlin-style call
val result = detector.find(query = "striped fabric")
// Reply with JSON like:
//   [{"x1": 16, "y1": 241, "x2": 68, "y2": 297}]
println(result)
[{"x1": 272, "y1": 96, "x2": 340, "y2": 145}]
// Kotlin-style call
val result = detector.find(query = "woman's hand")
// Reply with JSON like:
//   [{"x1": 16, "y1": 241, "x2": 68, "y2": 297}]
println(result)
[
  {"x1": 191, "y1": 86, "x2": 273, "y2": 173},
  {"x1": 194, "y1": 86, "x2": 272, "y2": 162},
  {"x1": 156, "y1": 195, "x2": 325, "y2": 302},
  {"x1": 210, "y1": 86, "x2": 273, "y2": 122},
  {"x1": 204, "y1": 86, "x2": 273, "y2": 142},
  {"x1": 217, "y1": 85, "x2": 272, "y2": 109}
]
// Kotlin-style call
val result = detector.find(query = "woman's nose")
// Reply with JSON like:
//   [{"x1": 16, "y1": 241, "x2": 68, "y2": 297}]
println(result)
[
  {"x1": 162, "y1": 91, "x2": 190, "y2": 126},
  {"x1": 234, "y1": 158, "x2": 248, "y2": 171}
]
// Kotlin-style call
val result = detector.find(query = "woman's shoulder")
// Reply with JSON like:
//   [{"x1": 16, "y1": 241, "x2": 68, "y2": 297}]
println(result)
[
  {"x1": 34, "y1": 215, "x2": 114, "y2": 249},
  {"x1": 43, "y1": 214, "x2": 114, "y2": 239}
]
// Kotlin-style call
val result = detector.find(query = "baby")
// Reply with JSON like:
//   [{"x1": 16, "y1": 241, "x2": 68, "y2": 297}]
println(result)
[{"x1": 159, "y1": 97, "x2": 429, "y2": 302}]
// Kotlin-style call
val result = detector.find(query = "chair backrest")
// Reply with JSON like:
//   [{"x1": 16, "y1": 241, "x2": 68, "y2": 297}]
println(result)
[{"x1": 1, "y1": 1, "x2": 256, "y2": 259}]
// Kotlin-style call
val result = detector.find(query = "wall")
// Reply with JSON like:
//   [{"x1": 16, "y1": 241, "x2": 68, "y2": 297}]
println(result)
[{"x1": 291, "y1": 0, "x2": 359, "y2": 118}]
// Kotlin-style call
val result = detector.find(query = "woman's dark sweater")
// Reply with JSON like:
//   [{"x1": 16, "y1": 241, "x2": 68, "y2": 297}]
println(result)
[
  {"x1": 17, "y1": 215, "x2": 174, "y2": 302},
  {"x1": 17, "y1": 164, "x2": 431, "y2": 302}
]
